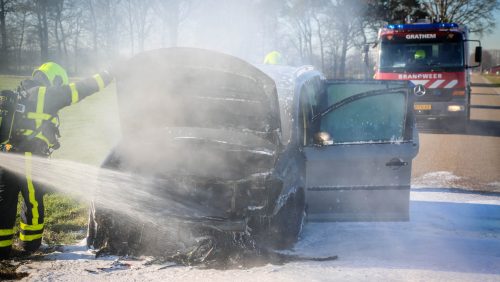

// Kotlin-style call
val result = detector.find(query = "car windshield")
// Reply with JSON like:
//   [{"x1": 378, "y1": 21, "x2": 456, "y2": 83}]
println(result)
[{"x1": 379, "y1": 40, "x2": 464, "y2": 71}]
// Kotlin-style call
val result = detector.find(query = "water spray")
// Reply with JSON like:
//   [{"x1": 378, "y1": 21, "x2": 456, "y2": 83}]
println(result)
[{"x1": 0, "y1": 152, "x2": 218, "y2": 249}]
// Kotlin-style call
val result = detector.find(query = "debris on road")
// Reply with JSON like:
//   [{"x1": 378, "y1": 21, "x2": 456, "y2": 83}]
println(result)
[{"x1": 0, "y1": 261, "x2": 29, "y2": 280}]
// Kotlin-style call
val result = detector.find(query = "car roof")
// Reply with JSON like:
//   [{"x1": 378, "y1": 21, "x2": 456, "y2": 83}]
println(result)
[{"x1": 256, "y1": 64, "x2": 320, "y2": 90}]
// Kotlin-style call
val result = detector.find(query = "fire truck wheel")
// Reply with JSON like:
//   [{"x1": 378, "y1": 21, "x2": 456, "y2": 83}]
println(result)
[{"x1": 447, "y1": 117, "x2": 468, "y2": 134}]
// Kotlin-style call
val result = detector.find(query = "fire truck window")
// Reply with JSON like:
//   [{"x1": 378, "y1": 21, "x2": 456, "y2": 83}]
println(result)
[
  {"x1": 432, "y1": 45, "x2": 439, "y2": 58},
  {"x1": 380, "y1": 41, "x2": 464, "y2": 70},
  {"x1": 318, "y1": 92, "x2": 406, "y2": 144}
]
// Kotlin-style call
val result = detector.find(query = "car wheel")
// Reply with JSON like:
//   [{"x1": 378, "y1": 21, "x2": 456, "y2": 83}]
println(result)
[{"x1": 254, "y1": 189, "x2": 306, "y2": 250}]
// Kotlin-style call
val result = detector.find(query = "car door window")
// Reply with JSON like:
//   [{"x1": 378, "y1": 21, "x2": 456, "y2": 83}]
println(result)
[
  {"x1": 320, "y1": 93, "x2": 406, "y2": 143},
  {"x1": 326, "y1": 83, "x2": 388, "y2": 105},
  {"x1": 309, "y1": 82, "x2": 410, "y2": 145}
]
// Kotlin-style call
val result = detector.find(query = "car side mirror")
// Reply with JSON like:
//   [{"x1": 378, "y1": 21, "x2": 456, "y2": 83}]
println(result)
[
  {"x1": 313, "y1": 132, "x2": 333, "y2": 146},
  {"x1": 475, "y1": 46, "x2": 482, "y2": 63}
]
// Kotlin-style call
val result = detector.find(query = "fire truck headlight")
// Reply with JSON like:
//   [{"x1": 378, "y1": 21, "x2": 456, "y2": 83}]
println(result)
[{"x1": 448, "y1": 105, "x2": 464, "y2": 112}]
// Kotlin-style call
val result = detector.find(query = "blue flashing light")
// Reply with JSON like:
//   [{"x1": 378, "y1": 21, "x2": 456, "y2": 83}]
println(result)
[{"x1": 386, "y1": 23, "x2": 459, "y2": 30}]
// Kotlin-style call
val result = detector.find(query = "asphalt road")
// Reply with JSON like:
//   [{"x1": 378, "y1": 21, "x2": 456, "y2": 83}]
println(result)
[
  {"x1": 411, "y1": 74, "x2": 500, "y2": 190},
  {"x1": 16, "y1": 190, "x2": 500, "y2": 281}
]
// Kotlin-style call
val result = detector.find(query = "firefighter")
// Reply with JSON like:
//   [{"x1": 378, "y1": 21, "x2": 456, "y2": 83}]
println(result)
[
  {"x1": 263, "y1": 51, "x2": 285, "y2": 65},
  {"x1": 414, "y1": 49, "x2": 426, "y2": 62},
  {"x1": 0, "y1": 62, "x2": 113, "y2": 259}
]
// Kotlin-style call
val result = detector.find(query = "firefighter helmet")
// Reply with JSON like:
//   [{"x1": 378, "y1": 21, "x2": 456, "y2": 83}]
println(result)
[
  {"x1": 32, "y1": 62, "x2": 69, "y2": 87},
  {"x1": 263, "y1": 51, "x2": 284, "y2": 65},
  {"x1": 414, "y1": 50, "x2": 426, "y2": 60}
]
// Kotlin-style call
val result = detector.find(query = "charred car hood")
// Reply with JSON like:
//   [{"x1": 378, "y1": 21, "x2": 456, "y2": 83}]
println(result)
[
  {"x1": 108, "y1": 127, "x2": 277, "y2": 181},
  {"x1": 112, "y1": 48, "x2": 282, "y2": 180},
  {"x1": 115, "y1": 47, "x2": 281, "y2": 144}
]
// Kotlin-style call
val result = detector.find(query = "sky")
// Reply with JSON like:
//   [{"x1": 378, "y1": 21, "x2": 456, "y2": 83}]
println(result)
[{"x1": 481, "y1": 9, "x2": 500, "y2": 49}]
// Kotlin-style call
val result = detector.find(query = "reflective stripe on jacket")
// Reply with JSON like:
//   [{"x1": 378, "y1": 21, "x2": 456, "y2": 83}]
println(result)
[{"x1": 12, "y1": 72, "x2": 113, "y2": 150}]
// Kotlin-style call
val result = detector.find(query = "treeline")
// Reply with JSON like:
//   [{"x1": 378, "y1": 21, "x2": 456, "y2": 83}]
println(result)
[
  {"x1": 0, "y1": 0, "x2": 498, "y2": 78},
  {"x1": 482, "y1": 49, "x2": 500, "y2": 70}
]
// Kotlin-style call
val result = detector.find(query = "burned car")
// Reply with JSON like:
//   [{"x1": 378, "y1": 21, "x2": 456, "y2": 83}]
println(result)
[
  {"x1": 87, "y1": 48, "x2": 419, "y2": 257},
  {"x1": 87, "y1": 48, "x2": 306, "y2": 255}
]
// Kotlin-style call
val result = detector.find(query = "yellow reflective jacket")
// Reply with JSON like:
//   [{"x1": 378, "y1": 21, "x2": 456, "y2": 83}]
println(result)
[{"x1": 12, "y1": 72, "x2": 113, "y2": 153}]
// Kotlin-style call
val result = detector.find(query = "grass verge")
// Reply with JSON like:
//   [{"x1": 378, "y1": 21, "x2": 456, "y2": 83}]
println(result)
[
  {"x1": 484, "y1": 74, "x2": 500, "y2": 84},
  {"x1": 14, "y1": 194, "x2": 88, "y2": 247},
  {"x1": 38, "y1": 194, "x2": 88, "y2": 245}
]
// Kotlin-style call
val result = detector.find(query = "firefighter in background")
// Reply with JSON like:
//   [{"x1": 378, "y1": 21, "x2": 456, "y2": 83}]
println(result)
[
  {"x1": 0, "y1": 62, "x2": 113, "y2": 259},
  {"x1": 263, "y1": 51, "x2": 285, "y2": 65},
  {"x1": 413, "y1": 49, "x2": 427, "y2": 64}
]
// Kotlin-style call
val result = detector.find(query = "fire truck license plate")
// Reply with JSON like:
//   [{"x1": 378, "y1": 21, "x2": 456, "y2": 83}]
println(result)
[{"x1": 414, "y1": 104, "x2": 432, "y2": 110}]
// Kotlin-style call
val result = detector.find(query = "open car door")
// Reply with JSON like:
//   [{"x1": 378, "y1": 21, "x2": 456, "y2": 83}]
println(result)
[{"x1": 304, "y1": 81, "x2": 418, "y2": 221}]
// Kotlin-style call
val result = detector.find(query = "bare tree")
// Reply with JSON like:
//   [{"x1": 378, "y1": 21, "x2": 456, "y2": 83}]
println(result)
[
  {"x1": 135, "y1": 0, "x2": 151, "y2": 52},
  {"x1": 123, "y1": 0, "x2": 153, "y2": 54},
  {"x1": 122, "y1": 0, "x2": 153, "y2": 53},
  {"x1": 33, "y1": 0, "x2": 50, "y2": 61},
  {"x1": 101, "y1": 0, "x2": 121, "y2": 57},
  {"x1": 87, "y1": 0, "x2": 96, "y2": 51},
  {"x1": 0, "y1": 0, "x2": 14, "y2": 70},
  {"x1": 2, "y1": 0, "x2": 429, "y2": 78},
  {"x1": 0, "y1": 0, "x2": 12, "y2": 52},
  {"x1": 282, "y1": 0, "x2": 315, "y2": 64},
  {"x1": 14, "y1": 2, "x2": 28, "y2": 71},
  {"x1": 421, "y1": 0, "x2": 500, "y2": 34},
  {"x1": 125, "y1": 0, "x2": 134, "y2": 54},
  {"x1": 71, "y1": 5, "x2": 84, "y2": 73},
  {"x1": 329, "y1": 0, "x2": 364, "y2": 78},
  {"x1": 52, "y1": 0, "x2": 70, "y2": 64},
  {"x1": 309, "y1": 0, "x2": 333, "y2": 74},
  {"x1": 153, "y1": 0, "x2": 193, "y2": 47},
  {"x1": 489, "y1": 49, "x2": 500, "y2": 66},
  {"x1": 57, "y1": 0, "x2": 86, "y2": 72},
  {"x1": 252, "y1": 0, "x2": 285, "y2": 57}
]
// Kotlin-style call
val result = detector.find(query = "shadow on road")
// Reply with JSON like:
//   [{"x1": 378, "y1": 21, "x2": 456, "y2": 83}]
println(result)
[
  {"x1": 412, "y1": 187, "x2": 500, "y2": 197},
  {"x1": 418, "y1": 120, "x2": 500, "y2": 137},
  {"x1": 470, "y1": 83, "x2": 500, "y2": 88}
]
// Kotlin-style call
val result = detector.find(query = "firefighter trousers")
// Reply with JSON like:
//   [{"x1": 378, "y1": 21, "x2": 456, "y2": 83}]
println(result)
[{"x1": 0, "y1": 152, "x2": 45, "y2": 259}]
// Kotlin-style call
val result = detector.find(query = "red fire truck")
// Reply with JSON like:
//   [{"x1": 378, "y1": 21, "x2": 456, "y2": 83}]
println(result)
[{"x1": 374, "y1": 21, "x2": 482, "y2": 128}]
